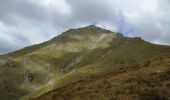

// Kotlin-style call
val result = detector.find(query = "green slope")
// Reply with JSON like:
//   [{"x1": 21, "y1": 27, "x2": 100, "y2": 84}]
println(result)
[
  {"x1": 32, "y1": 57, "x2": 170, "y2": 100},
  {"x1": 0, "y1": 25, "x2": 170, "y2": 100}
]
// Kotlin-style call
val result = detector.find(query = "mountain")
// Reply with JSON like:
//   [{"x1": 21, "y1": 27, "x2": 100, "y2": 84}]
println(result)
[{"x1": 0, "y1": 25, "x2": 170, "y2": 100}]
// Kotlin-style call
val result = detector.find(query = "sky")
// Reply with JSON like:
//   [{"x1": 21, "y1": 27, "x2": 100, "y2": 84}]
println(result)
[{"x1": 0, "y1": 0, "x2": 170, "y2": 54}]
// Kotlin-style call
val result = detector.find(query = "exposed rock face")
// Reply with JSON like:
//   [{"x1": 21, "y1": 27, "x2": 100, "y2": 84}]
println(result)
[
  {"x1": 4, "y1": 60, "x2": 17, "y2": 68},
  {"x1": 23, "y1": 56, "x2": 29, "y2": 65},
  {"x1": 24, "y1": 71, "x2": 33, "y2": 83},
  {"x1": 47, "y1": 64, "x2": 54, "y2": 72}
]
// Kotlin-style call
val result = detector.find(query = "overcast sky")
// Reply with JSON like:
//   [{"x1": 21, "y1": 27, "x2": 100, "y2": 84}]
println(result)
[{"x1": 0, "y1": 0, "x2": 170, "y2": 54}]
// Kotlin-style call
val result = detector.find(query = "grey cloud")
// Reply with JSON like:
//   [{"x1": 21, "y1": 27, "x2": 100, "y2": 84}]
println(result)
[
  {"x1": 0, "y1": 0, "x2": 170, "y2": 54},
  {"x1": 67, "y1": 0, "x2": 117, "y2": 23},
  {"x1": 0, "y1": 0, "x2": 48, "y2": 25}
]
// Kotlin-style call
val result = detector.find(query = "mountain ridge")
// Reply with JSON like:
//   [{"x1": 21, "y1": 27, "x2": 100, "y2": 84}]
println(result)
[
  {"x1": 5, "y1": 25, "x2": 122, "y2": 57},
  {"x1": 2, "y1": 25, "x2": 169, "y2": 58},
  {"x1": 0, "y1": 25, "x2": 170, "y2": 100}
]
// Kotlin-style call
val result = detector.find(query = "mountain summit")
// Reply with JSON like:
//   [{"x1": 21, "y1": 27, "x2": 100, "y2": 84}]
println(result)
[{"x1": 0, "y1": 26, "x2": 170, "y2": 100}]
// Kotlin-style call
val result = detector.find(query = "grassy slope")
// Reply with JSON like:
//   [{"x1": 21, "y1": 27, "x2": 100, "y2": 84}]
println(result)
[
  {"x1": 30, "y1": 39, "x2": 170, "y2": 100},
  {"x1": 32, "y1": 57, "x2": 170, "y2": 100},
  {"x1": 0, "y1": 25, "x2": 170, "y2": 100},
  {"x1": 0, "y1": 26, "x2": 119, "y2": 100}
]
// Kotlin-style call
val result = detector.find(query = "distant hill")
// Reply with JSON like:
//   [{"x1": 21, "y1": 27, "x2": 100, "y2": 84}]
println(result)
[{"x1": 0, "y1": 25, "x2": 170, "y2": 100}]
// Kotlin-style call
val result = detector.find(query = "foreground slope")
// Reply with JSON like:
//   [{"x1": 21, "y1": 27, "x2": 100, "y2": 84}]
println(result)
[
  {"x1": 0, "y1": 25, "x2": 170, "y2": 100},
  {"x1": 33, "y1": 57, "x2": 170, "y2": 100}
]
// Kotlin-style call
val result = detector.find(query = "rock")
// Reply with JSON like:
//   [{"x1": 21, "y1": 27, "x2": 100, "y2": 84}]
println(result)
[
  {"x1": 24, "y1": 71, "x2": 33, "y2": 82},
  {"x1": 23, "y1": 57, "x2": 28, "y2": 65},
  {"x1": 134, "y1": 37, "x2": 142, "y2": 40},
  {"x1": 4, "y1": 60, "x2": 17, "y2": 68},
  {"x1": 47, "y1": 64, "x2": 54, "y2": 72}
]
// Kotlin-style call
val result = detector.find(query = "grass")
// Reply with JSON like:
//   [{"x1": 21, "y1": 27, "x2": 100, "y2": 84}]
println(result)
[
  {"x1": 0, "y1": 25, "x2": 170, "y2": 100},
  {"x1": 32, "y1": 57, "x2": 170, "y2": 100}
]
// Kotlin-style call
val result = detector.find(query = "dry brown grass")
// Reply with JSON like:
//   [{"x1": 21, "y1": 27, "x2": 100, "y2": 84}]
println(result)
[{"x1": 32, "y1": 57, "x2": 170, "y2": 100}]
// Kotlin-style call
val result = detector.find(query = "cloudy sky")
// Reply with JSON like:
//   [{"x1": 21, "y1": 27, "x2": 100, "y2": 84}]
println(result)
[{"x1": 0, "y1": 0, "x2": 170, "y2": 54}]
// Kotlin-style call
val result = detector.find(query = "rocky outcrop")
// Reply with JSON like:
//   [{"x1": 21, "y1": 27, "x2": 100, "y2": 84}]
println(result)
[
  {"x1": 47, "y1": 64, "x2": 54, "y2": 72},
  {"x1": 4, "y1": 60, "x2": 17, "y2": 68},
  {"x1": 23, "y1": 56, "x2": 29, "y2": 65},
  {"x1": 24, "y1": 71, "x2": 33, "y2": 83}
]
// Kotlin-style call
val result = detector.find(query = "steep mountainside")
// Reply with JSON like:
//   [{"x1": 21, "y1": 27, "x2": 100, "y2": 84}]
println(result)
[{"x1": 0, "y1": 25, "x2": 170, "y2": 100}]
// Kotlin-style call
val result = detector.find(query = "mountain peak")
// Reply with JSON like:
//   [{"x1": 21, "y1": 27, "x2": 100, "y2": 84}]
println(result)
[
  {"x1": 62, "y1": 25, "x2": 124, "y2": 40},
  {"x1": 83, "y1": 25, "x2": 105, "y2": 30},
  {"x1": 1, "y1": 23, "x2": 170, "y2": 100},
  {"x1": 86, "y1": 24, "x2": 98, "y2": 28}
]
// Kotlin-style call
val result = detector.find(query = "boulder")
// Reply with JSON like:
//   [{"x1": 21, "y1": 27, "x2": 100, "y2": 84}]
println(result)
[
  {"x1": 24, "y1": 71, "x2": 33, "y2": 82},
  {"x1": 47, "y1": 64, "x2": 54, "y2": 72}
]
